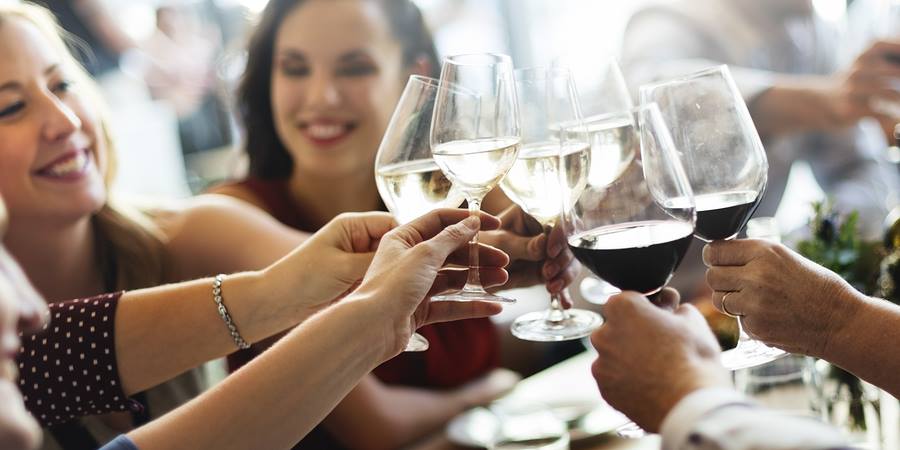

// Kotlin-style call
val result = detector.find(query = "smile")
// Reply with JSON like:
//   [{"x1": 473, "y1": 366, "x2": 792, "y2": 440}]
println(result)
[
  {"x1": 299, "y1": 120, "x2": 356, "y2": 147},
  {"x1": 34, "y1": 149, "x2": 91, "y2": 181}
]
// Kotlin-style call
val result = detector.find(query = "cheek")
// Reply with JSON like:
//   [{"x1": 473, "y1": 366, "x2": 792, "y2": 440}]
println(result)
[{"x1": 0, "y1": 133, "x2": 36, "y2": 199}]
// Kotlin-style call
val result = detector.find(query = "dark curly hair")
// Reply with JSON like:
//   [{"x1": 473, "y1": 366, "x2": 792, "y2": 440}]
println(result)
[{"x1": 238, "y1": 0, "x2": 440, "y2": 179}]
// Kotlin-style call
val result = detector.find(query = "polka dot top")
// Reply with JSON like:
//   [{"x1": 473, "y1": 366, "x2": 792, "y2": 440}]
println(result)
[{"x1": 16, "y1": 292, "x2": 141, "y2": 426}]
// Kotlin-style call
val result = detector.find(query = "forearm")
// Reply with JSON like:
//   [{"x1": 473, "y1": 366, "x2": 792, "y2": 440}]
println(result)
[
  {"x1": 749, "y1": 78, "x2": 844, "y2": 138},
  {"x1": 115, "y1": 272, "x2": 311, "y2": 395},
  {"x1": 324, "y1": 377, "x2": 474, "y2": 450},
  {"x1": 823, "y1": 295, "x2": 900, "y2": 397},
  {"x1": 128, "y1": 299, "x2": 387, "y2": 450}
]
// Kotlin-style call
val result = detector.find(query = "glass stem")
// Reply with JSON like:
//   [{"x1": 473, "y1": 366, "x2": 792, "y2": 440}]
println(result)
[
  {"x1": 464, "y1": 197, "x2": 483, "y2": 290},
  {"x1": 543, "y1": 228, "x2": 569, "y2": 323},
  {"x1": 737, "y1": 317, "x2": 751, "y2": 344}
]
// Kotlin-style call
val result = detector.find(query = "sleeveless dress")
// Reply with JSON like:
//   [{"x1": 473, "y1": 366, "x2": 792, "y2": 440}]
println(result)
[{"x1": 211, "y1": 178, "x2": 500, "y2": 448}]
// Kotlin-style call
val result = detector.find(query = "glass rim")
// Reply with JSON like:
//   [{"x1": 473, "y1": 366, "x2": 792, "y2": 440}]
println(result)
[
  {"x1": 406, "y1": 74, "x2": 480, "y2": 98},
  {"x1": 563, "y1": 103, "x2": 662, "y2": 131},
  {"x1": 513, "y1": 65, "x2": 573, "y2": 80},
  {"x1": 638, "y1": 64, "x2": 730, "y2": 93},
  {"x1": 443, "y1": 52, "x2": 513, "y2": 66}
]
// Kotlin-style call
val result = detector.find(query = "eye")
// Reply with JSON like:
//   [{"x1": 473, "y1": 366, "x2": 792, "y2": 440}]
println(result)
[
  {"x1": 52, "y1": 80, "x2": 72, "y2": 94},
  {"x1": 0, "y1": 101, "x2": 25, "y2": 119},
  {"x1": 337, "y1": 64, "x2": 376, "y2": 77},
  {"x1": 281, "y1": 63, "x2": 310, "y2": 77}
]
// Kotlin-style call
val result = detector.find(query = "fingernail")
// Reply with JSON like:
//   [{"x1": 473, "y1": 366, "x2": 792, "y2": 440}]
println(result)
[{"x1": 462, "y1": 216, "x2": 480, "y2": 230}]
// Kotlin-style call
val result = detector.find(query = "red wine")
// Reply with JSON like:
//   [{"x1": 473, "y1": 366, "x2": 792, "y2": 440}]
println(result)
[
  {"x1": 568, "y1": 221, "x2": 694, "y2": 294},
  {"x1": 694, "y1": 191, "x2": 761, "y2": 241}
]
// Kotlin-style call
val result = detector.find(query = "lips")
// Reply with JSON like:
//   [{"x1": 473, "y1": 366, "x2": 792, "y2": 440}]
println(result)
[
  {"x1": 299, "y1": 119, "x2": 356, "y2": 147},
  {"x1": 34, "y1": 149, "x2": 91, "y2": 181}
]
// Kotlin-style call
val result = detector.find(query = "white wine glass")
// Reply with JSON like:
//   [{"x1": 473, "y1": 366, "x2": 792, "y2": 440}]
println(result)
[
  {"x1": 374, "y1": 75, "x2": 474, "y2": 352},
  {"x1": 501, "y1": 67, "x2": 601, "y2": 341},
  {"x1": 431, "y1": 53, "x2": 521, "y2": 303},
  {"x1": 640, "y1": 65, "x2": 786, "y2": 370}
]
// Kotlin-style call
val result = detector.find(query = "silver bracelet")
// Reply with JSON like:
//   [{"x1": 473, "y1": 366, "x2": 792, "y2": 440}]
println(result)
[{"x1": 212, "y1": 274, "x2": 251, "y2": 350}]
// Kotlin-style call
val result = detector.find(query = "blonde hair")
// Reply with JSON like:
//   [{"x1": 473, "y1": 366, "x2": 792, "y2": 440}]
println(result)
[{"x1": 0, "y1": 3, "x2": 168, "y2": 291}]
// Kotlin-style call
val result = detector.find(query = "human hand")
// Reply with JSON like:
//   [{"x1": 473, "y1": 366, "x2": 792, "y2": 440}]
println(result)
[
  {"x1": 827, "y1": 39, "x2": 900, "y2": 125},
  {"x1": 703, "y1": 239, "x2": 865, "y2": 358},
  {"x1": 589, "y1": 289, "x2": 729, "y2": 432},
  {"x1": 350, "y1": 209, "x2": 509, "y2": 358},
  {"x1": 260, "y1": 211, "x2": 400, "y2": 317},
  {"x1": 479, "y1": 205, "x2": 579, "y2": 307}
]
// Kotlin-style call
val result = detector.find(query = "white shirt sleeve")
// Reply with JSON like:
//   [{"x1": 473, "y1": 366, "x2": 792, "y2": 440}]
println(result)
[{"x1": 660, "y1": 388, "x2": 850, "y2": 450}]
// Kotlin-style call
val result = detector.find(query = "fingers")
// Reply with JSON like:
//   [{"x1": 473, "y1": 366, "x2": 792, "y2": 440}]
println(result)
[
  {"x1": 556, "y1": 288, "x2": 574, "y2": 309},
  {"x1": 421, "y1": 300, "x2": 504, "y2": 326},
  {"x1": 705, "y1": 266, "x2": 745, "y2": 292},
  {"x1": 711, "y1": 290, "x2": 745, "y2": 317},
  {"x1": 483, "y1": 230, "x2": 546, "y2": 262},
  {"x1": 602, "y1": 291, "x2": 652, "y2": 319},
  {"x1": 702, "y1": 239, "x2": 767, "y2": 267},
  {"x1": 649, "y1": 287, "x2": 680, "y2": 312},
  {"x1": 544, "y1": 248, "x2": 578, "y2": 293},
  {"x1": 403, "y1": 209, "x2": 501, "y2": 243},
  {"x1": 861, "y1": 40, "x2": 900, "y2": 62},
  {"x1": 430, "y1": 267, "x2": 509, "y2": 296},
  {"x1": 445, "y1": 242, "x2": 510, "y2": 268},
  {"x1": 335, "y1": 212, "x2": 397, "y2": 252}
]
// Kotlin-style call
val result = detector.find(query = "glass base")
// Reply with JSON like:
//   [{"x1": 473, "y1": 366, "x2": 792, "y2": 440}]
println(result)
[
  {"x1": 511, "y1": 309, "x2": 602, "y2": 342},
  {"x1": 404, "y1": 332, "x2": 429, "y2": 352},
  {"x1": 721, "y1": 339, "x2": 788, "y2": 370},
  {"x1": 615, "y1": 421, "x2": 645, "y2": 438},
  {"x1": 432, "y1": 286, "x2": 516, "y2": 303}
]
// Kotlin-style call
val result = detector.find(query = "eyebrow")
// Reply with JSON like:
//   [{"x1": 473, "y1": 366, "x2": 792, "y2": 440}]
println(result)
[
  {"x1": 338, "y1": 50, "x2": 371, "y2": 62},
  {"x1": 0, "y1": 64, "x2": 60, "y2": 93}
]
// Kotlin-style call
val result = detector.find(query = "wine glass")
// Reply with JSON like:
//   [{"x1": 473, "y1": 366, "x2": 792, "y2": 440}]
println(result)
[
  {"x1": 556, "y1": 57, "x2": 633, "y2": 305},
  {"x1": 640, "y1": 65, "x2": 786, "y2": 370},
  {"x1": 431, "y1": 53, "x2": 521, "y2": 303},
  {"x1": 500, "y1": 67, "x2": 601, "y2": 341},
  {"x1": 374, "y1": 75, "x2": 472, "y2": 351},
  {"x1": 561, "y1": 103, "x2": 695, "y2": 437}
]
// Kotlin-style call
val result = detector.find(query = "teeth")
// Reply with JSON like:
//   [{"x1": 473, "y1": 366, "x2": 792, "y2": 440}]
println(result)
[
  {"x1": 47, "y1": 152, "x2": 87, "y2": 177},
  {"x1": 307, "y1": 124, "x2": 345, "y2": 139}
]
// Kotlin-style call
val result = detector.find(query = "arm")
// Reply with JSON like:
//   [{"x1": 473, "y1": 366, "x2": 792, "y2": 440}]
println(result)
[
  {"x1": 704, "y1": 240, "x2": 900, "y2": 397},
  {"x1": 323, "y1": 370, "x2": 517, "y2": 450},
  {"x1": 590, "y1": 291, "x2": 849, "y2": 449},
  {"x1": 127, "y1": 209, "x2": 507, "y2": 450},
  {"x1": 158, "y1": 194, "x2": 310, "y2": 280}
]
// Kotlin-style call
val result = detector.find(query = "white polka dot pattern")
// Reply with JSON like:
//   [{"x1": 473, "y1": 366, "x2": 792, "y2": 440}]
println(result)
[{"x1": 16, "y1": 292, "x2": 141, "y2": 426}]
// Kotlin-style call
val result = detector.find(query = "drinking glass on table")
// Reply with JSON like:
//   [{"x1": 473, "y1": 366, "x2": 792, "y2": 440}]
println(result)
[
  {"x1": 640, "y1": 64, "x2": 785, "y2": 370},
  {"x1": 500, "y1": 66, "x2": 601, "y2": 342},
  {"x1": 431, "y1": 53, "x2": 521, "y2": 303},
  {"x1": 374, "y1": 75, "x2": 472, "y2": 351}
]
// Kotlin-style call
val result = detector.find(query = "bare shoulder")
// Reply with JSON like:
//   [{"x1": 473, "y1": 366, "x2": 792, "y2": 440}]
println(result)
[{"x1": 206, "y1": 183, "x2": 268, "y2": 211}]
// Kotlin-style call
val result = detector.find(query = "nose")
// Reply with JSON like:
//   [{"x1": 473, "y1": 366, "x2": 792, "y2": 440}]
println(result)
[
  {"x1": 40, "y1": 93, "x2": 81, "y2": 143},
  {"x1": 305, "y1": 71, "x2": 341, "y2": 109}
]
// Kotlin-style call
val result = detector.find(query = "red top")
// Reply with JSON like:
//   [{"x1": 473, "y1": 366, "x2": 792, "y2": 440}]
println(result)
[{"x1": 213, "y1": 178, "x2": 500, "y2": 388}]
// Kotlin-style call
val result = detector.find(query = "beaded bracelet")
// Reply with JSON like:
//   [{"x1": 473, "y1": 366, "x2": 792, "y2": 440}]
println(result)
[{"x1": 213, "y1": 274, "x2": 251, "y2": 350}]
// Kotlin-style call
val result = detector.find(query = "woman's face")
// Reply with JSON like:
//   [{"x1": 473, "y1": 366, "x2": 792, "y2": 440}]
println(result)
[
  {"x1": 0, "y1": 193, "x2": 48, "y2": 450},
  {"x1": 271, "y1": 0, "x2": 409, "y2": 180},
  {"x1": 0, "y1": 18, "x2": 106, "y2": 227}
]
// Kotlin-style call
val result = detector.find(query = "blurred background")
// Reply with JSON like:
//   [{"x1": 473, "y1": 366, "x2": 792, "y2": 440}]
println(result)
[{"x1": 52, "y1": 0, "x2": 898, "y2": 234}]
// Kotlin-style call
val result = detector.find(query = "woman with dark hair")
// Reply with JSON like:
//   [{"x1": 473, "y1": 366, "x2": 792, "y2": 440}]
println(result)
[{"x1": 210, "y1": 0, "x2": 581, "y2": 447}]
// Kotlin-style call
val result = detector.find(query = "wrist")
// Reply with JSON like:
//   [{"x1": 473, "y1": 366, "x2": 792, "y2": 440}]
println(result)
[
  {"x1": 258, "y1": 263, "x2": 319, "y2": 324},
  {"x1": 653, "y1": 359, "x2": 731, "y2": 430},
  {"x1": 338, "y1": 292, "x2": 396, "y2": 361},
  {"x1": 819, "y1": 285, "x2": 872, "y2": 361}
]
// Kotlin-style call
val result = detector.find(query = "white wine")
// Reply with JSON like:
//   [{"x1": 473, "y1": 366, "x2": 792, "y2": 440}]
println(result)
[
  {"x1": 432, "y1": 137, "x2": 520, "y2": 198},
  {"x1": 500, "y1": 141, "x2": 590, "y2": 225},
  {"x1": 375, "y1": 159, "x2": 465, "y2": 224},
  {"x1": 561, "y1": 116, "x2": 636, "y2": 189}
]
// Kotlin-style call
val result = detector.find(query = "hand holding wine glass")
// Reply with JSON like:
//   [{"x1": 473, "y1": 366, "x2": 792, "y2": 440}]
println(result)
[
  {"x1": 640, "y1": 65, "x2": 784, "y2": 370},
  {"x1": 499, "y1": 67, "x2": 600, "y2": 341},
  {"x1": 431, "y1": 53, "x2": 521, "y2": 303}
]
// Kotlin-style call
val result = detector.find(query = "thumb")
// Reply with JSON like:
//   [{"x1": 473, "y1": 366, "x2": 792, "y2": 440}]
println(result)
[
  {"x1": 675, "y1": 303, "x2": 709, "y2": 328},
  {"x1": 419, "y1": 216, "x2": 480, "y2": 266}
]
